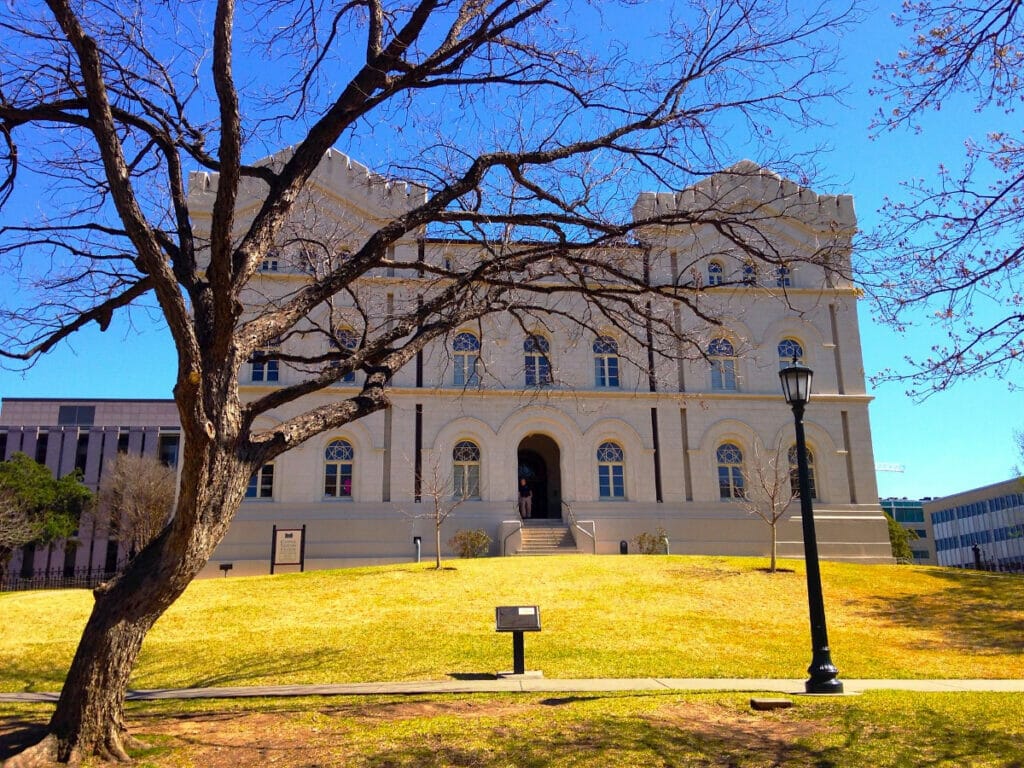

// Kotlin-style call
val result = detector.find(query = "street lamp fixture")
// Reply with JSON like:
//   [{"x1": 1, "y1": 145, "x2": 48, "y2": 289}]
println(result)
[{"x1": 779, "y1": 356, "x2": 844, "y2": 695}]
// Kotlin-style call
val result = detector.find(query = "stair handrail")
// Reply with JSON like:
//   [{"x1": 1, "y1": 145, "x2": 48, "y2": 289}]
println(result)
[
  {"x1": 562, "y1": 500, "x2": 596, "y2": 554},
  {"x1": 501, "y1": 507, "x2": 524, "y2": 556}
]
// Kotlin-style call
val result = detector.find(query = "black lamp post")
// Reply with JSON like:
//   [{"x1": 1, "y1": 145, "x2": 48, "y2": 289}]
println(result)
[{"x1": 779, "y1": 358, "x2": 844, "y2": 695}]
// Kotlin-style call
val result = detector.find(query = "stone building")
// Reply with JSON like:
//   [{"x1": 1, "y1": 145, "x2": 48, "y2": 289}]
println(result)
[{"x1": 184, "y1": 150, "x2": 893, "y2": 575}]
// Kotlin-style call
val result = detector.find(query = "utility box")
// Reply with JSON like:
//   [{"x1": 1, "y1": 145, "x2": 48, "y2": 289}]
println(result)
[{"x1": 495, "y1": 605, "x2": 541, "y2": 632}]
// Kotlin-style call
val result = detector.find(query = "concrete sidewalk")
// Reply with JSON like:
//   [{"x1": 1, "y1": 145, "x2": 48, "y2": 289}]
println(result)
[{"x1": 3, "y1": 678, "x2": 1022, "y2": 703}]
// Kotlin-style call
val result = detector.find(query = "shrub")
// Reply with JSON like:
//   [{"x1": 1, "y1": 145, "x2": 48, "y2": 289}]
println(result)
[
  {"x1": 448, "y1": 528, "x2": 491, "y2": 558},
  {"x1": 632, "y1": 526, "x2": 668, "y2": 555}
]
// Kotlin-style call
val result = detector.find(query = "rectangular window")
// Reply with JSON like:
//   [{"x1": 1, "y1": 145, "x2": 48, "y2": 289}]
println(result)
[
  {"x1": 325, "y1": 464, "x2": 353, "y2": 498},
  {"x1": 158, "y1": 433, "x2": 180, "y2": 468},
  {"x1": 74, "y1": 433, "x2": 90, "y2": 474},
  {"x1": 454, "y1": 356, "x2": 479, "y2": 387},
  {"x1": 525, "y1": 357, "x2": 551, "y2": 386},
  {"x1": 57, "y1": 405, "x2": 95, "y2": 426},
  {"x1": 246, "y1": 464, "x2": 274, "y2": 499},
  {"x1": 598, "y1": 465, "x2": 624, "y2": 499},
  {"x1": 595, "y1": 357, "x2": 619, "y2": 387},
  {"x1": 454, "y1": 464, "x2": 480, "y2": 498},
  {"x1": 34, "y1": 433, "x2": 48, "y2": 464},
  {"x1": 894, "y1": 508, "x2": 925, "y2": 523},
  {"x1": 711, "y1": 359, "x2": 736, "y2": 391},
  {"x1": 251, "y1": 358, "x2": 279, "y2": 382}
]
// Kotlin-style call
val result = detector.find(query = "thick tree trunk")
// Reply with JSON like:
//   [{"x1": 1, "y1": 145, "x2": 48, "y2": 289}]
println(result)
[{"x1": 7, "y1": 445, "x2": 250, "y2": 766}]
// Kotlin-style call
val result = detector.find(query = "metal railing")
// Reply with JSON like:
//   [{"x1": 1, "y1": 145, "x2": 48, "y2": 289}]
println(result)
[
  {"x1": 1, "y1": 564, "x2": 124, "y2": 593},
  {"x1": 501, "y1": 504, "x2": 524, "y2": 556},
  {"x1": 562, "y1": 501, "x2": 596, "y2": 554}
]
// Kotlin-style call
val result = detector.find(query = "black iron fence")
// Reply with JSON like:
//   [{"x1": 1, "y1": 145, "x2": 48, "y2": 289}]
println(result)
[{"x1": 1, "y1": 565, "x2": 124, "y2": 593}]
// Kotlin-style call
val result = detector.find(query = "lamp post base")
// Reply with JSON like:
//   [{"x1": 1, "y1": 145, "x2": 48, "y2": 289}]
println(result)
[{"x1": 805, "y1": 671, "x2": 844, "y2": 695}]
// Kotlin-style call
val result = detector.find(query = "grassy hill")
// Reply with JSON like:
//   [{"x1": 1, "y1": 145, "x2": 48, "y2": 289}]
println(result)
[{"x1": 2, "y1": 555, "x2": 1022, "y2": 693}]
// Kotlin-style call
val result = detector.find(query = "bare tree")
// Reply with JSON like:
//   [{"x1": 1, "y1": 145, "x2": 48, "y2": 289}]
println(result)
[
  {"x1": 866, "y1": 1, "x2": 1024, "y2": 395},
  {"x1": 0, "y1": 1, "x2": 855, "y2": 762},
  {"x1": 740, "y1": 441, "x2": 797, "y2": 573},
  {"x1": 415, "y1": 458, "x2": 474, "y2": 570},
  {"x1": 99, "y1": 455, "x2": 177, "y2": 558}
]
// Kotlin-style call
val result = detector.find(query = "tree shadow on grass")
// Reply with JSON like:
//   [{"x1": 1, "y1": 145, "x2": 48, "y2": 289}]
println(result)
[
  {"x1": 138, "y1": 646, "x2": 345, "y2": 690},
  {"x1": 863, "y1": 568, "x2": 1024, "y2": 655},
  {"x1": 0, "y1": 718, "x2": 49, "y2": 762}
]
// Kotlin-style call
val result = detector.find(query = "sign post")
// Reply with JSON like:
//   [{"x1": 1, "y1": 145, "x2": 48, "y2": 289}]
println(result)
[{"x1": 495, "y1": 605, "x2": 541, "y2": 676}]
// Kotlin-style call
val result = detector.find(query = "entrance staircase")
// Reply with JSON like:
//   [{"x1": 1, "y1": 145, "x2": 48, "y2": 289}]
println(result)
[{"x1": 517, "y1": 518, "x2": 578, "y2": 556}]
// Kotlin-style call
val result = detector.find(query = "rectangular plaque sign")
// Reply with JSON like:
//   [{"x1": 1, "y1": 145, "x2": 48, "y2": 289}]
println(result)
[
  {"x1": 495, "y1": 605, "x2": 541, "y2": 632},
  {"x1": 273, "y1": 527, "x2": 304, "y2": 566}
]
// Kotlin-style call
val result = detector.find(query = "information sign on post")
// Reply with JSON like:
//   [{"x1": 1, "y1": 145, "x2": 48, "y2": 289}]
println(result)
[
  {"x1": 495, "y1": 605, "x2": 541, "y2": 676},
  {"x1": 270, "y1": 525, "x2": 306, "y2": 574}
]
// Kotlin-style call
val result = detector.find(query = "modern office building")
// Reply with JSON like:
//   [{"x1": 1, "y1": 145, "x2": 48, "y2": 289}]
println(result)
[
  {"x1": 924, "y1": 479, "x2": 1024, "y2": 571},
  {"x1": 0, "y1": 398, "x2": 181, "y2": 579},
  {"x1": 879, "y1": 497, "x2": 935, "y2": 564}
]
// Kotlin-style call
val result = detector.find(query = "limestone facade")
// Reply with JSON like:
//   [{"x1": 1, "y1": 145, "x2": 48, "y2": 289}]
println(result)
[{"x1": 186, "y1": 151, "x2": 893, "y2": 575}]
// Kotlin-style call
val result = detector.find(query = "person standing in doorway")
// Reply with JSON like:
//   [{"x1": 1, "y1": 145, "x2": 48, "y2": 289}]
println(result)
[{"x1": 518, "y1": 477, "x2": 533, "y2": 519}]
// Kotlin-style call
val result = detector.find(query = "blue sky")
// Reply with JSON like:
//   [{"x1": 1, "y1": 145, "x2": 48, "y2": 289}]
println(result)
[{"x1": 0, "y1": 1, "x2": 1019, "y2": 499}]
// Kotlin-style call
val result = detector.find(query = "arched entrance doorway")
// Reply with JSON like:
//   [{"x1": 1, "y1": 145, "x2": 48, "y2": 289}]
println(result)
[{"x1": 517, "y1": 434, "x2": 562, "y2": 519}]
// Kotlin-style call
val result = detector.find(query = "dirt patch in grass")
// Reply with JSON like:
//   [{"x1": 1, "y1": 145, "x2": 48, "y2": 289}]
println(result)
[{"x1": 1, "y1": 698, "x2": 827, "y2": 768}]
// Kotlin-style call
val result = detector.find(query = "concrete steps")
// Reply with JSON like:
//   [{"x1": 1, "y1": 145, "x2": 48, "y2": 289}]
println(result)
[{"x1": 517, "y1": 519, "x2": 578, "y2": 555}]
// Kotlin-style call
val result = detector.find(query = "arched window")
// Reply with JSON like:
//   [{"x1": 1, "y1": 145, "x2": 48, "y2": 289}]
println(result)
[
  {"x1": 775, "y1": 265, "x2": 792, "y2": 287},
  {"x1": 333, "y1": 328, "x2": 359, "y2": 384},
  {"x1": 778, "y1": 338, "x2": 804, "y2": 369},
  {"x1": 324, "y1": 439, "x2": 354, "y2": 498},
  {"x1": 708, "y1": 337, "x2": 737, "y2": 391},
  {"x1": 593, "y1": 335, "x2": 620, "y2": 388},
  {"x1": 742, "y1": 261, "x2": 756, "y2": 285},
  {"x1": 707, "y1": 261, "x2": 724, "y2": 286},
  {"x1": 524, "y1": 334, "x2": 552, "y2": 386},
  {"x1": 452, "y1": 440, "x2": 481, "y2": 499},
  {"x1": 597, "y1": 442, "x2": 625, "y2": 499},
  {"x1": 717, "y1": 443, "x2": 745, "y2": 499},
  {"x1": 453, "y1": 332, "x2": 481, "y2": 387},
  {"x1": 788, "y1": 445, "x2": 817, "y2": 500},
  {"x1": 250, "y1": 338, "x2": 281, "y2": 383}
]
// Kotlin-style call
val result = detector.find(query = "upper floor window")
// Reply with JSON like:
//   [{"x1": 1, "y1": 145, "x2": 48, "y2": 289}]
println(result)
[
  {"x1": 788, "y1": 445, "x2": 817, "y2": 500},
  {"x1": 597, "y1": 441, "x2": 625, "y2": 499},
  {"x1": 717, "y1": 442, "x2": 745, "y2": 499},
  {"x1": 324, "y1": 439, "x2": 354, "y2": 498},
  {"x1": 778, "y1": 338, "x2": 804, "y2": 369},
  {"x1": 260, "y1": 254, "x2": 280, "y2": 272},
  {"x1": 246, "y1": 463, "x2": 274, "y2": 499},
  {"x1": 250, "y1": 339, "x2": 280, "y2": 383},
  {"x1": 708, "y1": 337, "x2": 737, "y2": 391},
  {"x1": 453, "y1": 332, "x2": 481, "y2": 387},
  {"x1": 742, "y1": 262, "x2": 756, "y2": 285},
  {"x1": 775, "y1": 265, "x2": 792, "y2": 287},
  {"x1": 524, "y1": 334, "x2": 552, "y2": 387},
  {"x1": 593, "y1": 336, "x2": 620, "y2": 388},
  {"x1": 707, "y1": 261, "x2": 724, "y2": 286},
  {"x1": 333, "y1": 328, "x2": 359, "y2": 384},
  {"x1": 452, "y1": 440, "x2": 481, "y2": 499}
]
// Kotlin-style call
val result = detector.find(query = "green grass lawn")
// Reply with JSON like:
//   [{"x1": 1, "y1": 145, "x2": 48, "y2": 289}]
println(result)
[{"x1": 2, "y1": 555, "x2": 1022, "y2": 693}]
